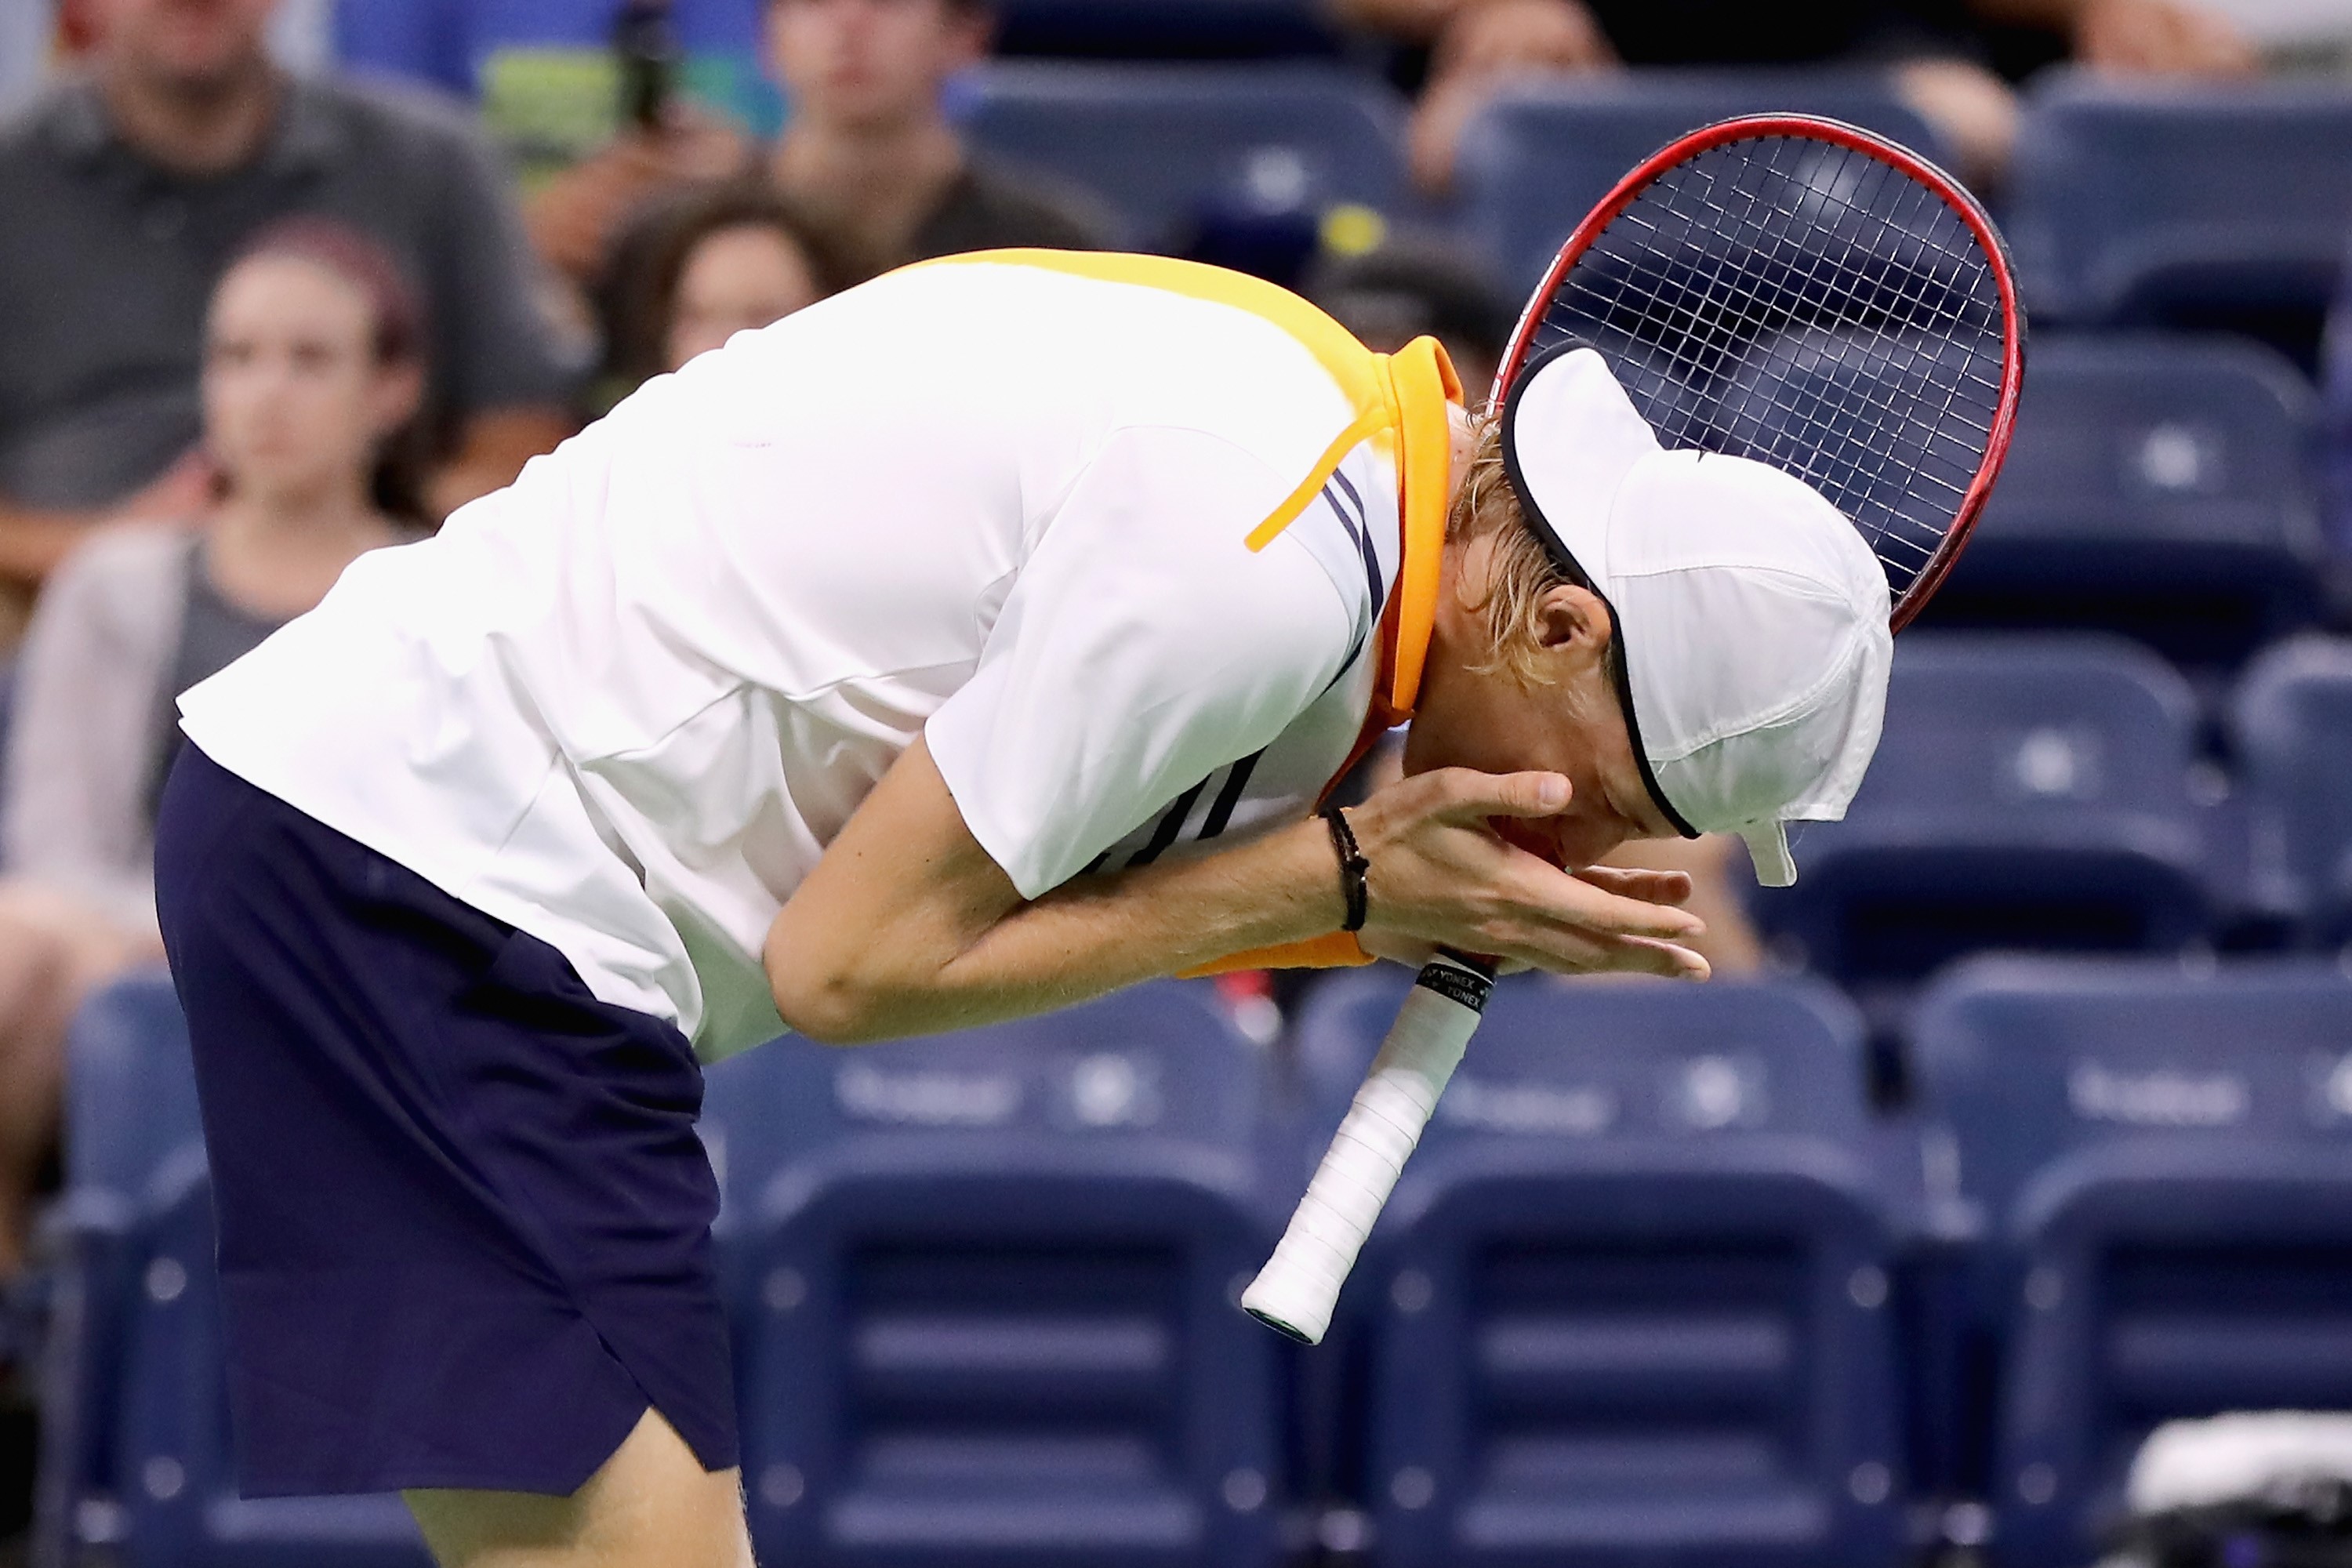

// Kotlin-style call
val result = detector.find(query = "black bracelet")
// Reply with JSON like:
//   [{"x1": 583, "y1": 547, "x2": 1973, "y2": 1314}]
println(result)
[{"x1": 1321, "y1": 804, "x2": 1370, "y2": 933}]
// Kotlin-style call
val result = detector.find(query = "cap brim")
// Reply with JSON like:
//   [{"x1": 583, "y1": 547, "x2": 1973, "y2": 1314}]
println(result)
[{"x1": 1743, "y1": 823, "x2": 1797, "y2": 887}]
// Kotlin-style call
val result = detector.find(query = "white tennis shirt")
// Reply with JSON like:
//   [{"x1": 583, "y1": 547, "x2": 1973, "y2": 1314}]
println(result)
[{"x1": 179, "y1": 252, "x2": 1459, "y2": 1058}]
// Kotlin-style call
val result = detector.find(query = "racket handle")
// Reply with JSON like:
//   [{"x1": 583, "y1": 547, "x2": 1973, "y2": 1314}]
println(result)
[{"x1": 1242, "y1": 953, "x2": 1495, "y2": 1345}]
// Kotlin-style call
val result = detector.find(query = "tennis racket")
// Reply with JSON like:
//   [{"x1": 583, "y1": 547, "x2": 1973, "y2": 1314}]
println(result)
[{"x1": 1243, "y1": 114, "x2": 2025, "y2": 1346}]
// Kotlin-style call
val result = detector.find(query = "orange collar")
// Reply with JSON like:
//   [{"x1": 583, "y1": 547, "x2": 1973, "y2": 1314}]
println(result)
[{"x1": 1368, "y1": 334, "x2": 1461, "y2": 729}]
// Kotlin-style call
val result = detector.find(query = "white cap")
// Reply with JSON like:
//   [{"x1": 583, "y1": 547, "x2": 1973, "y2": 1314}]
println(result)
[{"x1": 1500, "y1": 344, "x2": 1893, "y2": 887}]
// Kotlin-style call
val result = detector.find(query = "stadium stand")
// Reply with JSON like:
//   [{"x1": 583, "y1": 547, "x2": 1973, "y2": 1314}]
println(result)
[
  {"x1": 989, "y1": 0, "x2": 1345, "y2": 60},
  {"x1": 2005, "y1": 72, "x2": 2352, "y2": 372},
  {"x1": 2232, "y1": 636, "x2": 2352, "y2": 946},
  {"x1": 1295, "y1": 971, "x2": 1911, "y2": 1568},
  {"x1": 42, "y1": 972, "x2": 430, "y2": 1564},
  {"x1": 1918, "y1": 334, "x2": 2325, "y2": 673},
  {"x1": 1450, "y1": 72, "x2": 1947, "y2": 295},
  {"x1": 1912, "y1": 956, "x2": 2352, "y2": 1568},
  {"x1": 960, "y1": 62, "x2": 1408, "y2": 252},
  {"x1": 1749, "y1": 633, "x2": 2212, "y2": 990},
  {"x1": 699, "y1": 982, "x2": 1289, "y2": 1567}
]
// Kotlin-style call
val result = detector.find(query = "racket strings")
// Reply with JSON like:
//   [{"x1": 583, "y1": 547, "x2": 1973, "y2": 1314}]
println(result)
[{"x1": 1536, "y1": 132, "x2": 2007, "y2": 601}]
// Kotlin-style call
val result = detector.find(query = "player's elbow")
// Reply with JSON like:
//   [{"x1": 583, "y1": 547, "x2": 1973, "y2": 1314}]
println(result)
[{"x1": 770, "y1": 967, "x2": 899, "y2": 1045}]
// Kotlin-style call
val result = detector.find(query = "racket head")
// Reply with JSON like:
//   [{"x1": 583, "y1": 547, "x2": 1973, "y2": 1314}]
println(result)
[{"x1": 1493, "y1": 114, "x2": 2026, "y2": 630}]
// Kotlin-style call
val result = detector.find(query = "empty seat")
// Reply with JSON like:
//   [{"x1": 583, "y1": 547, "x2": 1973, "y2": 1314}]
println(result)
[
  {"x1": 46, "y1": 976, "x2": 428, "y2": 1564},
  {"x1": 1295, "y1": 971, "x2": 1909, "y2": 1568},
  {"x1": 110, "y1": 1163, "x2": 430, "y2": 1566},
  {"x1": 961, "y1": 62, "x2": 1406, "y2": 252},
  {"x1": 1911, "y1": 956, "x2": 2352, "y2": 1568},
  {"x1": 1749, "y1": 633, "x2": 2211, "y2": 988},
  {"x1": 1918, "y1": 335, "x2": 2323, "y2": 669},
  {"x1": 702, "y1": 982, "x2": 1287, "y2": 1566},
  {"x1": 2232, "y1": 636, "x2": 2352, "y2": 942},
  {"x1": 1454, "y1": 72, "x2": 1948, "y2": 295},
  {"x1": 41, "y1": 972, "x2": 205, "y2": 1563},
  {"x1": 2007, "y1": 74, "x2": 2352, "y2": 367}
]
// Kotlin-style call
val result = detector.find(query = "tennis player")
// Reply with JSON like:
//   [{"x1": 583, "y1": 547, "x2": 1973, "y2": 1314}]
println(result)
[{"x1": 153, "y1": 249, "x2": 1890, "y2": 1566}]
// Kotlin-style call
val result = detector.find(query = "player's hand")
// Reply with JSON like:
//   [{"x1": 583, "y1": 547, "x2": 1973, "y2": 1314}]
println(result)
[{"x1": 1345, "y1": 767, "x2": 1711, "y2": 980}]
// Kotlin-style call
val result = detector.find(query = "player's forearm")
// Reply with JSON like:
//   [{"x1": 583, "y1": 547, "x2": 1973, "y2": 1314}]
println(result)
[{"x1": 769, "y1": 811, "x2": 1342, "y2": 1044}]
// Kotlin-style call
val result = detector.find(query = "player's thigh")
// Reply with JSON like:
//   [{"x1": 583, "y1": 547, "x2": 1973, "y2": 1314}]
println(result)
[{"x1": 405, "y1": 1408, "x2": 751, "y2": 1568}]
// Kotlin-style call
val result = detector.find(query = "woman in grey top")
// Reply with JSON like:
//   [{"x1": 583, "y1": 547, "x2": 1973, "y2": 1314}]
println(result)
[{"x1": 0, "y1": 218, "x2": 428, "y2": 1275}]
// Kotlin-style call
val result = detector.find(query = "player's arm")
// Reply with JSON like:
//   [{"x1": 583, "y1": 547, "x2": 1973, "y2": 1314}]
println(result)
[{"x1": 764, "y1": 735, "x2": 1705, "y2": 1045}]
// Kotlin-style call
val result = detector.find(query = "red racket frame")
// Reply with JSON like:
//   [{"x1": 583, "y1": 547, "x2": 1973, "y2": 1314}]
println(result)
[{"x1": 1492, "y1": 113, "x2": 2027, "y2": 631}]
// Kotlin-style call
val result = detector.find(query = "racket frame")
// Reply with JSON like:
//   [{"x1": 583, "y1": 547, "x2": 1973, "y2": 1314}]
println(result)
[{"x1": 1492, "y1": 112, "x2": 2026, "y2": 631}]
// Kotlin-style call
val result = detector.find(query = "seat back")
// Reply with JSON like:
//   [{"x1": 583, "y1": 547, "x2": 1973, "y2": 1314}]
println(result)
[
  {"x1": 961, "y1": 62, "x2": 1405, "y2": 251},
  {"x1": 63, "y1": 970, "x2": 204, "y2": 1209},
  {"x1": 1922, "y1": 335, "x2": 2321, "y2": 662},
  {"x1": 1751, "y1": 633, "x2": 2210, "y2": 983},
  {"x1": 1298, "y1": 973, "x2": 1908, "y2": 1567},
  {"x1": 112, "y1": 1161, "x2": 431, "y2": 1566},
  {"x1": 1454, "y1": 72, "x2": 1945, "y2": 295},
  {"x1": 2008, "y1": 74, "x2": 2352, "y2": 362},
  {"x1": 2233, "y1": 637, "x2": 2352, "y2": 939},
  {"x1": 1911, "y1": 956, "x2": 2352, "y2": 1568},
  {"x1": 710, "y1": 985, "x2": 1286, "y2": 1566}
]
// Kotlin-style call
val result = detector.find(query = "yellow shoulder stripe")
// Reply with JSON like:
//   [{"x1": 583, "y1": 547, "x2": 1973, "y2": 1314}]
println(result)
[{"x1": 914, "y1": 249, "x2": 1388, "y2": 415}]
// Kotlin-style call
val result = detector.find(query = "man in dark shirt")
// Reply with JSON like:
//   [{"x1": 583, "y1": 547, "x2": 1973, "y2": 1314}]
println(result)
[
  {"x1": 531, "y1": 0, "x2": 1109, "y2": 303},
  {"x1": 0, "y1": 0, "x2": 579, "y2": 597}
]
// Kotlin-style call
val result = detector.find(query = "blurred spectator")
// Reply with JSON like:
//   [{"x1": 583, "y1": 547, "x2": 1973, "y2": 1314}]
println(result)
[
  {"x1": 597, "y1": 181, "x2": 840, "y2": 405},
  {"x1": 1309, "y1": 228, "x2": 1518, "y2": 400},
  {"x1": 1334, "y1": 0, "x2": 2256, "y2": 196},
  {"x1": 0, "y1": 218, "x2": 427, "y2": 1277},
  {"x1": 0, "y1": 0, "x2": 575, "y2": 619},
  {"x1": 531, "y1": 0, "x2": 1112, "y2": 307}
]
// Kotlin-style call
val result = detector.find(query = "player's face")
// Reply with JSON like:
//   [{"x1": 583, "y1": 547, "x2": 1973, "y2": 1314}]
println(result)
[
  {"x1": 768, "y1": 0, "x2": 987, "y2": 132},
  {"x1": 1404, "y1": 564, "x2": 1682, "y2": 872},
  {"x1": 203, "y1": 255, "x2": 418, "y2": 510}
]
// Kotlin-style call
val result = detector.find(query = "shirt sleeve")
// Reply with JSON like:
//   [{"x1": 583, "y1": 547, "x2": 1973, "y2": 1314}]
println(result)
[{"x1": 927, "y1": 424, "x2": 1360, "y2": 898}]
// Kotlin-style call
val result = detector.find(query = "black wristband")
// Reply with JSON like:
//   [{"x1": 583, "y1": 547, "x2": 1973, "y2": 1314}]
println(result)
[{"x1": 1321, "y1": 804, "x2": 1370, "y2": 933}]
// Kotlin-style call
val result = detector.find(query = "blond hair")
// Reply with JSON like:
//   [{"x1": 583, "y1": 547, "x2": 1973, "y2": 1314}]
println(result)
[{"x1": 1446, "y1": 412, "x2": 1578, "y2": 686}]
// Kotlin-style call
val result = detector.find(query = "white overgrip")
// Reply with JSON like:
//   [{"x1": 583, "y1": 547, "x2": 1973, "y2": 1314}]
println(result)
[{"x1": 1241, "y1": 956, "x2": 1493, "y2": 1344}]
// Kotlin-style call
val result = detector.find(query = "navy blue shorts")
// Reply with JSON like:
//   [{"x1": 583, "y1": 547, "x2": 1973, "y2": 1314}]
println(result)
[{"x1": 151, "y1": 745, "x2": 737, "y2": 1497}]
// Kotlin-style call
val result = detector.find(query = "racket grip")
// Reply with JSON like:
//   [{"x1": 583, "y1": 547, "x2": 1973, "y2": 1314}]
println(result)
[{"x1": 1242, "y1": 953, "x2": 1495, "y2": 1345}]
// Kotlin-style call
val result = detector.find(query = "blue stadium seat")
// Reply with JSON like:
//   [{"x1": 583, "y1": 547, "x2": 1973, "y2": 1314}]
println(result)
[
  {"x1": 1749, "y1": 633, "x2": 2212, "y2": 988},
  {"x1": 991, "y1": 0, "x2": 1342, "y2": 60},
  {"x1": 110, "y1": 1163, "x2": 430, "y2": 1566},
  {"x1": 702, "y1": 983, "x2": 1288, "y2": 1566},
  {"x1": 1295, "y1": 971, "x2": 1910, "y2": 1568},
  {"x1": 961, "y1": 63, "x2": 1407, "y2": 252},
  {"x1": 1453, "y1": 72, "x2": 1949, "y2": 295},
  {"x1": 1911, "y1": 956, "x2": 2352, "y2": 1568},
  {"x1": 2006, "y1": 74, "x2": 2352, "y2": 368},
  {"x1": 42, "y1": 975, "x2": 430, "y2": 1565},
  {"x1": 40, "y1": 971, "x2": 205, "y2": 1563},
  {"x1": 2232, "y1": 636, "x2": 2352, "y2": 943},
  {"x1": 1918, "y1": 335, "x2": 2323, "y2": 669}
]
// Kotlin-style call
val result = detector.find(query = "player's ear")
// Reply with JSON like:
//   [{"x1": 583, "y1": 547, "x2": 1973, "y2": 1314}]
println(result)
[{"x1": 1532, "y1": 583, "x2": 1612, "y2": 658}]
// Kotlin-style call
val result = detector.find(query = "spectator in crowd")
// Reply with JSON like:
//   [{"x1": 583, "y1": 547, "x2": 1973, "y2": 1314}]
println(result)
[
  {"x1": 1336, "y1": 0, "x2": 2256, "y2": 196},
  {"x1": 1311, "y1": 228, "x2": 1520, "y2": 400},
  {"x1": 0, "y1": 0, "x2": 575, "y2": 622},
  {"x1": 0, "y1": 218, "x2": 427, "y2": 1276},
  {"x1": 594, "y1": 183, "x2": 841, "y2": 408},
  {"x1": 531, "y1": 0, "x2": 1112, "y2": 309}
]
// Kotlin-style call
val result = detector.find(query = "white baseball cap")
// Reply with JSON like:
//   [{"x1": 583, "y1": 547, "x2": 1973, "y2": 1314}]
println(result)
[{"x1": 1499, "y1": 343, "x2": 1893, "y2": 886}]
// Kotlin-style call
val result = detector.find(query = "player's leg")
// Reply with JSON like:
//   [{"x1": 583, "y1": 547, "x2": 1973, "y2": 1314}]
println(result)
[{"x1": 405, "y1": 1408, "x2": 753, "y2": 1568}]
